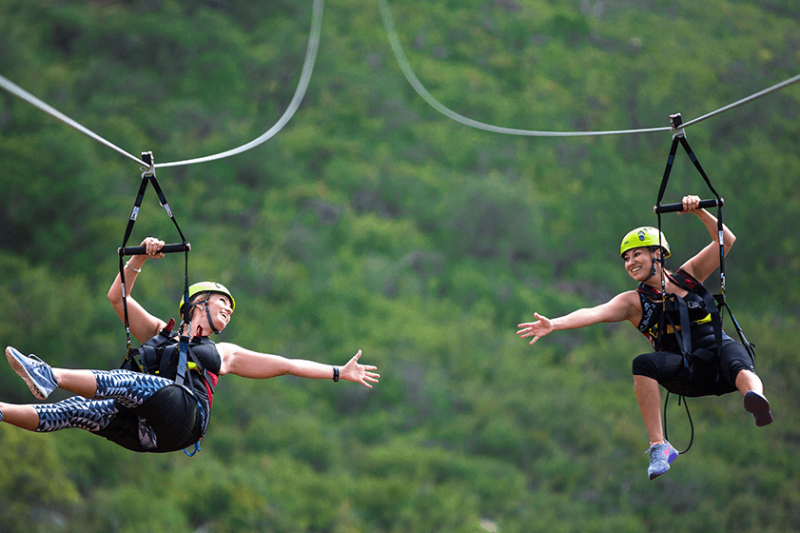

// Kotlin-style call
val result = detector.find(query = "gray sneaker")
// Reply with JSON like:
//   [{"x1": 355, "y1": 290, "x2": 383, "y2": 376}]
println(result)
[
  {"x1": 5, "y1": 346, "x2": 59, "y2": 400},
  {"x1": 645, "y1": 441, "x2": 679, "y2": 480}
]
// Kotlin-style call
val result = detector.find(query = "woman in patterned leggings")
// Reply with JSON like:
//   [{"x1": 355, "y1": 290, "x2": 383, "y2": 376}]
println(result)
[{"x1": 1, "y1": 237, "x2": 380, "y2": 453}]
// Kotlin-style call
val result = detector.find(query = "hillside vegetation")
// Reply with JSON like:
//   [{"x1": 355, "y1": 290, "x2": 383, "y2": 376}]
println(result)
[{"x1": 1, "y1": 0, "x2": 799, "y2": 532}]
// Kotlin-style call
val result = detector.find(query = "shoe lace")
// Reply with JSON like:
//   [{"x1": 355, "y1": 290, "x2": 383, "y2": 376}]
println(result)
[{"x1": 643, "y1": 443, "x2": 666, "y2": 456}]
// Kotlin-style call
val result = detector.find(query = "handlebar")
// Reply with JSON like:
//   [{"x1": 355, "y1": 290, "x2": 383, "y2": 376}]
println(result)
[
  {"x1": 119, "y1": 242, "x2": 191, "y2": 256},
  {"x1": 654, "y1": 198, "x2": 723, "y2": 214}
]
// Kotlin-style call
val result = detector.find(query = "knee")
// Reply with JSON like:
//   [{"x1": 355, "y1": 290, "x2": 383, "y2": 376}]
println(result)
[
  {"x1": 632, "y1": 353, "x2": 657, "y2": 377},
  {"x1": 734, "y1": 368, "x2": 760, "y2": 385},
  {"x1": 726, "y1": 355, "x2": 756, "y2": 387}
]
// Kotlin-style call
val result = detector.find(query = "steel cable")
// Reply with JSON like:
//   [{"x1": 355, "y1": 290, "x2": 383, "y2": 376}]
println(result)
[
  {"x1": 0, "y1": 74, "x2": 149, "y2": 166},
  {"x1": 156, "y1": 0, "x2": 324, "y2": 168},
  {"x1": 0, "y1": 0, "x2": 324, "y2": 170},
  {"x1": 1, "y1": 0, "x2": 798, "y2": 165},
  {"x1": 377, "y1": 0, "x2": 800, "y2": 137}
]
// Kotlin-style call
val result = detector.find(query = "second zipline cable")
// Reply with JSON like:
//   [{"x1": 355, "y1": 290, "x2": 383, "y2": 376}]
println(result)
[{"x1": 377, "y1": 0, "x2": 800, "y2": 138}]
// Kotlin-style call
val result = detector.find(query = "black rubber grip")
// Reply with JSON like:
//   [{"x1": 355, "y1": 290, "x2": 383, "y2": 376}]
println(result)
[
  {"x1": 654, "y1": 198, "x2": 723, "y2": 214},
  {"x1": 118, "y1": 242, "x2": 191, "y2": 256}
]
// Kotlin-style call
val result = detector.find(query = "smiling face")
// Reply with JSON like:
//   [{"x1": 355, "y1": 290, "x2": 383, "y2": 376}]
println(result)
[
  {"x1": 192, "y1": 292, "x2": 234, "y2": 332},
  {"x1": 622, "y1": 246, "x2": 661, "y2": 282}
]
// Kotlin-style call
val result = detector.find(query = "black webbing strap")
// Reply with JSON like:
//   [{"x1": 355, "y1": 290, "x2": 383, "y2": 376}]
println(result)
[
  {"x1": 118, "y1": 152, "x2": 192, "y2": 388},
  {"x1": 652, "y1": 114, "x2": 733, "y2": 454},
  {"x1": 654, "y1": 114, "x2": 726, "y2": 354},
  {"x1": 662, "y1": 294, "x2": 695, "y2": 454},
  {"x1": 663, "y1": 392, "x2": 694, "y2": 454}
]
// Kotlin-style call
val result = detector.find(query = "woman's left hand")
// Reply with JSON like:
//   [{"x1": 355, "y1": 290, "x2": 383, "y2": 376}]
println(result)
[{"x1": 340, "y1": 350, "x2": 380, "y2": 388}]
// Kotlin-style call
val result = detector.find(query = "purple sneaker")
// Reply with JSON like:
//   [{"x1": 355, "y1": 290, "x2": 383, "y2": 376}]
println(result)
[
  {"x1": 743, "y1": 391, "x2": 773, "y2": 427},
  {"x1": 645, "y1": 441, "x2": 679, "y2": 480},
  {"x1": 5, "y1": 346, "x2": 59, "y2": 400}
]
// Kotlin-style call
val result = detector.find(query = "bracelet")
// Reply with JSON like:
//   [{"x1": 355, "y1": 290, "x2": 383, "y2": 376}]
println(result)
[
  {"x1": 333, "y1": 367, "x2": 339, "y2": 382},
  {"x1": 125, "y1": 262, "x2": 142, "y2": 273}
]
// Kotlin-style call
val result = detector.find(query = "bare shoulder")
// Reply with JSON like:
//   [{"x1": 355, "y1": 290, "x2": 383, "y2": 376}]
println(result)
[
  {"x1": 607, "y1": 290, "x2": 642, "y2": 324},
  {"x1": 616, "y1": 289, "x2": 641, "y2": 304},
  {"x1": 215, "y1": 341, "x2": 237, "y2": 355},
  {"x1": 607, "y1": 289, "x2": 640, "y2": 307},
  {"x1": 214, "y1": 342, "x2": 240, "y2": 375}
]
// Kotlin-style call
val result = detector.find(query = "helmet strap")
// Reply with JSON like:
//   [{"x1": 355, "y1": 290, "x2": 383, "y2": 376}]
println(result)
[
  {"x1": 203, "y1": 294, "x2": 221, "y2": 335},
  {"x1": 642, "y1": 254, "x2": 658, "y2": 283}
]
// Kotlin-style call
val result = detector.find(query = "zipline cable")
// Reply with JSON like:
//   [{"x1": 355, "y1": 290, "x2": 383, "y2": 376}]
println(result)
[
  {"x1": 0, "y1": 74, "x2": 149, "y2": 167},
  {"x1": 378, "y1": 0, "x2": 800, "y2": 138},
  {"x1": 2, "y1": 0, "x2": 797, "y2": 160},
  {"x1": 0, "y1": 0, "x2": 324, "y2": 171},
  {"x1": 680, "y1": 73, "x2": 800, "y2": 129},
  {"x1": 156, "y1": 0, "x2": 324, "y2": 168},
  {"x1": 377, "y1": 0, "x2": 668, "y2": 137}
]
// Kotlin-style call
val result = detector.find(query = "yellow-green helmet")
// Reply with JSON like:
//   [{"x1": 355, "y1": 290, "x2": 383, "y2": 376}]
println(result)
[
  {"x1": 620, "y1": 227, "x2": 671, "y2": 258},
  {"x1": 179, "y1": 282, "x2": 235, "y2": 315}
]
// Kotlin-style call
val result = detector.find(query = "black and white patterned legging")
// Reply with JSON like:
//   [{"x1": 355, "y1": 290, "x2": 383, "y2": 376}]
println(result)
[{"x1": 33, "y1": 369, "x2": 173, "y2": 442}]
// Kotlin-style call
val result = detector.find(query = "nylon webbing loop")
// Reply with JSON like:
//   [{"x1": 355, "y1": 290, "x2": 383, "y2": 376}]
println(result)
[
  {"x1": 654, "y1": 114, "x2": 727, "y2": 331},
  {"x1": 652, "y1": 113, "x2": 751, "y2": 453},
  {"x1": 118, "y1": 152, "x2": 191, "y2": 364},
  {"x1": 664, "y1": 393, "x2": 694, "y2": 454}
]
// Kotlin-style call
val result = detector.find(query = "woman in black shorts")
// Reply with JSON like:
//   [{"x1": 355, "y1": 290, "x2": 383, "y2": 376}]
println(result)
[
  {"x1": 1, "y1": 237, "x2": 379, "y2": 453},
  {"x1": 517, "y1": 195, "x2": 772, "y2": 480}
]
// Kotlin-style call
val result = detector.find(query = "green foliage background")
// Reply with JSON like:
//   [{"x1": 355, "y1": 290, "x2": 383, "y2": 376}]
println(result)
[{"x1": 1, "y1": 0, "x2": 799, "y2": 531}]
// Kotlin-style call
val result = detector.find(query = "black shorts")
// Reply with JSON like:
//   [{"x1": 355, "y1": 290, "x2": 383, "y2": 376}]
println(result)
[
  {"x1": 631, "y1": 339, "x2": 755, "y2": 397},
  {"x1": 93, "y1": 385, "x2": 204, "y2": 453}
]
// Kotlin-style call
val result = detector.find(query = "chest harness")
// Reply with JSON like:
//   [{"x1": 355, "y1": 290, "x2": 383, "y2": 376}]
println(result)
[
  {"x1": 648, "y1": 115, "x2": 756, "y2": 453},
  {"x1": 636, "y1": 269, "x2": 721, "y2": 360}
]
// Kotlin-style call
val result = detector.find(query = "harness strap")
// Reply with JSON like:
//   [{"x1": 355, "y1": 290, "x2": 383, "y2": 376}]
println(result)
[
  {"x1": 656, "y1": 115, "x2": 726, "y2": 309},
  {"x1": 119, "y1": 169, "x2": 153, "y2": 358},
  {"x1": 664, "y1": 393, "x2": 694, "y2": 454},
  {"x1": 117, "y1": 152, "x2": 191, "y2": 366},
  {"x1": 718, "y1": 297, "x2": 756, "y2": 359},
  {"x1": 652, "y1": 115, "x2": 736, "y2": 454},
  {"x1": 133, "y1": 335, "x2": 217, "y2": 399},
  {"x1": 654, "y1": 135, "x2": 681, "y2": 304}
]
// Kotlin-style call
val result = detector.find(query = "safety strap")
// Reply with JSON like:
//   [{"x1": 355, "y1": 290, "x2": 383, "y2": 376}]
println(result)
[
  {"x1": 717, "y1": 296, "x2": 756, "y2": 360},
  {"x1": 653, "y1": 113, "x2": 743, "y2": 454},
  {"x1": 663, "y1": 392, "x2": 694, "y2": 454},
  {"x1": 118, "y1": 152, "x2": 192, "y2": 388},
  {"x1": 661, "y1": 293, "x2": 695, "y2": 454},
  {"x1": 655, "y1": 115, "x2": 726, "y2": 320}
]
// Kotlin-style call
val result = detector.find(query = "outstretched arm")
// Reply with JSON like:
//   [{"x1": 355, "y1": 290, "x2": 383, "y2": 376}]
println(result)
[
  {"x1": 217, "y1": 344, "x2": 380, "y2": 388},
  {"x1": 678, "y1": 195, "x2": 736, "y2": 283},
  {"x1": 107, "y1": 237, "x2": 167, "y2": 343},
  {"x1": 517, "y1": 291, "x2": 639, "y2": 345}
]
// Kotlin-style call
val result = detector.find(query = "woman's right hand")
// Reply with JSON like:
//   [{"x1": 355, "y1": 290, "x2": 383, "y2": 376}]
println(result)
[
  {"x1": 516, "y1": 313, "x2": 553, "y2": 345},
  {"x1": 127, "y1": 237, "x2": 165, "y2": 270},
  {"x1": 140, "y1": 237, "x2": 166, "y2": 259},
  {"x1": 109, "y1": 236, "x2": 168, "y2": 341}
]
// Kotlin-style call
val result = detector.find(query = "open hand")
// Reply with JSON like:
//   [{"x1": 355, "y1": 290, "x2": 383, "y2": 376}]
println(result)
[
  {"x1": 341, "y1": 350, "x2": 380, "y2": 388},
  {"x1": 516, "y1": 313, "x2": 553, "y2": 345}
]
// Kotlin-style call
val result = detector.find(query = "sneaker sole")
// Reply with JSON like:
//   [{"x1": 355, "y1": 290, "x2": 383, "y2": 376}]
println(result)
[
  {"x1": 5, "y1": 346, "x2": 49, "y2": 400},
  {"x1": 744, "y1": 391, "x2": 773, "y2": 427}
]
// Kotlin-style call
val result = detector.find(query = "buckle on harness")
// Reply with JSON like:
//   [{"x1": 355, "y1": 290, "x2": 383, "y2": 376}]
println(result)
[{"x1": 665, "y1": 313, "x2": 712, "y2": 334}]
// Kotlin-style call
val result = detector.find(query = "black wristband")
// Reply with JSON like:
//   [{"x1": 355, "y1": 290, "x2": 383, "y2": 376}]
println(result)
[{"x1": 333, "y1": 367, "x2": 339, "y2": 382}]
